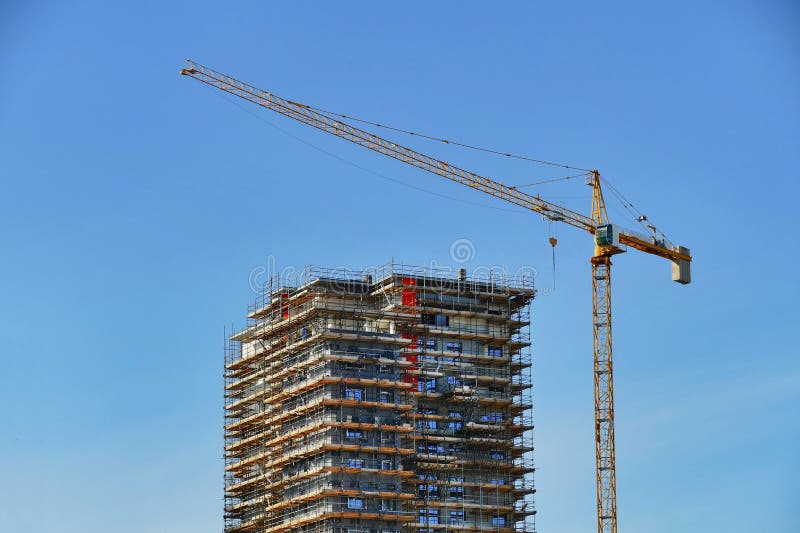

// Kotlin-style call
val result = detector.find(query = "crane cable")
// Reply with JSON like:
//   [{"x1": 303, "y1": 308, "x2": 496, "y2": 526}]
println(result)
[
  {"x1": 201, "y1": 82, "x2": 531, "y2": 214},
  {"x1": 510, "y1": 172, "x2": 591, "y2": 189},
  {"x1": 601, "y1": 176, "x2": 673, "y2": 244},
  {"x1": 308, "y1": 105, "x2": 592, "y2": 172},
  {"x1": 213, "y1": 81, "x2": 663, "y2": 244},
  {"x1": 548, "y1": 220, "x2": 558, "y2": 293}
]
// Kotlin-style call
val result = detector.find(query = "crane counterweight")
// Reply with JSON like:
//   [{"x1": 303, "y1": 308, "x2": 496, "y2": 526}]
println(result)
[{"x1": 672, "y1": 246, "x2": 692, "y2": 284}]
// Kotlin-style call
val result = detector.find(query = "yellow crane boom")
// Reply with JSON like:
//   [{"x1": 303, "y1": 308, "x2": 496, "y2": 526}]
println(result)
[{"x1": 181, "y1": 59, "x2": 693, "y2": 533}]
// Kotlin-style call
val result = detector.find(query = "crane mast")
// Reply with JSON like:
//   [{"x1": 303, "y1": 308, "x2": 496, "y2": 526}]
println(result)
[
  {"x1": 590, "y1": 176, "x2": 619, "y2": 533},
  {"x1": 182, "y1": 60, "x2": 692, "y2": 533}
]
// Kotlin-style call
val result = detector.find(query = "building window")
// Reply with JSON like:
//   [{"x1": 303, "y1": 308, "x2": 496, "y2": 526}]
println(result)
[
  {"x1": 492, "y1": 516, "x2": 506, "y2": 526},
  {"x1": 448, "y1": 411, "x2": 463, "y2": 430},
  {"x1": 345, "y1": 429, "x2": 362, "y2": 439},
  {"x1": 421, "y1": 314, "x2": 449, "y2": 327},
  {"x1": 381, "y1": 459, "x2": 393, "y2": 470},
  {"x1": 346, "y1": 458, "x2": 363, "y2": 468},
  {"x1": 448, "y1": 444, "x2": 462, "y2": 455},
  {"x1": 445, "y1": 341, "x2": 462, "y2": 353},
  {"x1": 379, "y1": 499, "x2": 396, "y2": 511},
  {"x1": 447, "y1": 375, "x2": 462, "y2": 387},
  {"x1": 347, "y1": 497, "x2": 363, "y2": 509},
  {"x1": 488, "y1": 346, "x2": 503, "y2": 357},
  {"x1": 448, "y1": 477, "x2": 464, "y2": 498},
  {"x1": 379, "y1": 390, "x2": 392, "y2": 403},
  {"x1": 420, "y1": 509, "x2": 439, "y2": 525},
  {"x1": 449, "y1": 510, "x2": 464, "y2": 524},
  {"x1": 418, "y1": 443, "x2": 445, "y2": 455},
  {"x1": 345, "y1": 388, "x2": 363, "y2": 401},
  {"x1": 490, "y1": 478, "x2": 504, "y2": 485},
  {"x1": 378, "y1": 364, "x2": 390, "y2": 373},
  {"x1": 490, "y1": 449, "x2": 505, "y2": 460},
  {"x1": 418, "y1": 378, "x2": 437, "y2": 393},
  {"x1": 418, "y1": 483, "x2": 439, "y2": 496},
  {"x1": 416, "y1": 419, "x2": 437, "y2": 430},
  {"x1": 418, "y1": 338, "x2": 438, "y2": 351},
  {"x1": 481, "y1": 412, "x2": 503, "y2": 422}
]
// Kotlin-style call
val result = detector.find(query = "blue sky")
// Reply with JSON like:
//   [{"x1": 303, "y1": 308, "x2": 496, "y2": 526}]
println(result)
[{"x1": 1, "y1": 1, "x2": 798, "y2": 532}]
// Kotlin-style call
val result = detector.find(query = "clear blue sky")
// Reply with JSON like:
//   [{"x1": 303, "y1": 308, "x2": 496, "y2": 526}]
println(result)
[{"x1": 1, "y1": 2, "x2": 798, "y2": 532}]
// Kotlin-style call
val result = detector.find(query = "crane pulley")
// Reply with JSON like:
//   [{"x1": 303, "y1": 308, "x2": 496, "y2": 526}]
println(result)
[{"x1": 181, "y1": 59, "x2": 693, "y2": 533}]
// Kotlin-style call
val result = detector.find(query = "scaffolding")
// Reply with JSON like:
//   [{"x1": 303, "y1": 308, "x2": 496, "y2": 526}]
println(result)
[{"x1": 224, "y1": 263, "x2": 537, "y2": 533}]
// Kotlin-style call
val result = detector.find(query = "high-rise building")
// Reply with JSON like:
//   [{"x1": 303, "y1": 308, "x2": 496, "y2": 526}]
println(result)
[{"x1": 224, "y1": 263, "x2": 536, "y2": 533}]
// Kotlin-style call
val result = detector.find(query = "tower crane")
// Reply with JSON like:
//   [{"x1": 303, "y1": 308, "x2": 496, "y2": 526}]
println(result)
[{"x1": 181, "y1": 60, "x2": 693, "y2": 533}]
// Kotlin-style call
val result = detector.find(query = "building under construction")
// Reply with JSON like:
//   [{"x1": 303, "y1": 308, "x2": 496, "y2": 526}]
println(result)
[{"x1": 223, "y1": 263, "x2": 536, "y2": 533}]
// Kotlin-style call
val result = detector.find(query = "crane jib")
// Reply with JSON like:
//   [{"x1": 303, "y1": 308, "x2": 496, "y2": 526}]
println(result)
[{"x1": 181, "y1": 60, "x2": 691, "y2": 279}]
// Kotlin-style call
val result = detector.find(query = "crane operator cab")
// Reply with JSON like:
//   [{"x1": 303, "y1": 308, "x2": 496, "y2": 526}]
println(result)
[{"x1": 594, "y1": 223, "x2": 625, "y2": 257}]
